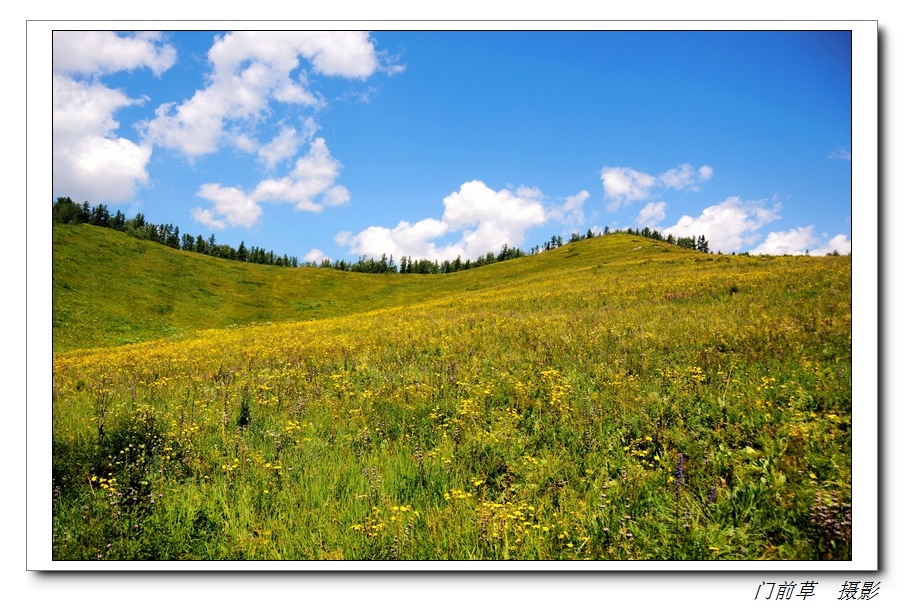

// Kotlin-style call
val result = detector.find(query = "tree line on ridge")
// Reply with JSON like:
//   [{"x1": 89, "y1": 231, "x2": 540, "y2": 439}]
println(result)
[{"x1": 52, "y1": 196, "x2": 716, "y2": 276}]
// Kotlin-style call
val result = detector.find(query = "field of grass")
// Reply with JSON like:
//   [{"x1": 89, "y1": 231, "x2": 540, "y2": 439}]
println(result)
[{"x1": 52, "y1": 226, "x2": 852, "y2": 560}]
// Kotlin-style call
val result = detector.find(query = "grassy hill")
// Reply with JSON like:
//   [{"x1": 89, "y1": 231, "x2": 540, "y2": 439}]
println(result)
[
  {"x1": 53, "y1": 223, "x2": 845, "y2": 352},
  {"x1": 51, "y1": 224, "x2": 688, "y2": 352},
  {"x1": 53, "y1": 223, "x2": 457, "y2": 352},
  {"x1": 51, "y1": 224, "x2": 853, "y2": 561}
]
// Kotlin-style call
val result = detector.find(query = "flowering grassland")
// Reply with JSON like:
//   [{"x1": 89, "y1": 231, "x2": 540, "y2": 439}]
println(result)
[{"x1": 51, "y1": 233, "x2": 852, "y2": 560}]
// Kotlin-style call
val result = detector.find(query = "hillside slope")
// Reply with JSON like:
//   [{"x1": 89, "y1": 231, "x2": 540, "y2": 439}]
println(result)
[{"x1": 53, "y1": 223, "x2": 849, "y2": 353}]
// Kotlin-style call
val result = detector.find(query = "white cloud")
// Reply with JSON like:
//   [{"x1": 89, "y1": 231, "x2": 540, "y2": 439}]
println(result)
[
  {"x1": 335, "y1": 217, "x2": 452, "y2": 261},
  {"x1": 53, "y1": 136, "x2": 152, "y2": 205},
  {"x1": 189, "y1": 137, "x2": 350, "y2": 230},
  {"x1": 658, "y1": 163, "x2": 713, "y2": 190},
  {"x1": 601, "y1": 163, "x2": 713, "y2": 211},
  {"x1": 324, "y1": 186, "x2": 352, "y2": 207},
  {"x1": 52, "y1": 32, "x2": 176, "y2": 204},
  {"x1": 627, "y1": 191, "x2": 848, "y2": 256},
  {"x1": 52, "y1": 75, "x2": 152, "y2": 203},
  {"x1": 208, "y1": 31, "x2": 380, "y2": 80},
  {"x1": 231, "y1": 133, "x2": 258, "y2": 155},
  {"x1": 144, "y1": 32, "x2": 386, "y2": 159},
  {"x1": 547, "y1": 190, "x2": 590, "y2": 229},
  {"x1": 601, "y1": 167, "x2": 656, "y2": 211},
  {"x1": 303, "y1": 248, "x2": 327, "y2": 263},
  {"x1": 751, "y1": 228, "x2": 852, "y2": 256},
  {"x1": 192, "y1": 184, "x2": 262, "y2": 229},
  {"x1": 251, "y1": 138, "x2": 348, "y2": 212},
  {"x1": 635, "y1": 201, "x2": 668, "y2": 227},
  {"x1": 144, "y1": 89, "x2": 235, "y2": 158},
  {"x1": 750, "y1": 226, "x2": 816, "y2": 255},
  {"x1": 443, "y1": 182, "x2": 546, "y2": 233},
  {"x1": 52, "y1": 31, "x2": 176, "y2": 77},
  {"x1": 257, "y1": 126, "x2": 303, "y2": 170},
  {"x1": 296, "y1": 31, "x2": 381, "y2": 78},
  {"x1": 820, "y1": 234, "x2": 852, "y2": 255},
  {"x1": 661, "y1": 196, "x2": 781, "y2": 254},
  {"x1": 336, "y1": 180, "x2": 551, "y2": 261},
  {"x1": 52, "y1": 75, "x2": 134, "y2": 139},
  {"x1": 190, "y1": 208, "x2": 227, "y2": 231}
]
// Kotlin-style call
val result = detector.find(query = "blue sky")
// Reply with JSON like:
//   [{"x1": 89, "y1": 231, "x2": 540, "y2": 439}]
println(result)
[{"x1": 52, "y1": 30, "x2": 853, "y2": 262}]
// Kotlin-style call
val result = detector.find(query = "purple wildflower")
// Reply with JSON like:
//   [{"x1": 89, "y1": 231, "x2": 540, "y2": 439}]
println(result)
[{"x1": 673, "y1": 454, "x2": 686, "y2": 501}]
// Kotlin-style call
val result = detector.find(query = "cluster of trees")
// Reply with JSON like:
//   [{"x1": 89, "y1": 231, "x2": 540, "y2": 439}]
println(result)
[
  {"x1": 53, "y1": 196, "x2": 714, "y2": 277},
  {"x1": 53, "y1": 197, "x2": 301, "y2": 268},
  {"x1": 534, "y1": 225, "x2": 710, "y2": 253},
  {"x1": 314, "y1": 244, "x2": 528, "y2": 275},
  {"x1": 617, "y1": 226, "x2": 710, "y2": 253}
]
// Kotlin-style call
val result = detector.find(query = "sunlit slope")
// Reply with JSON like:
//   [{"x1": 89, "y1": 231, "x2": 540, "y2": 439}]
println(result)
[
  {"x1": 53, "y1": 223, "x2": 849, "y2": 353},
  {"x1": 53, "y1": 223, "x2": 451, "y2": 352}
]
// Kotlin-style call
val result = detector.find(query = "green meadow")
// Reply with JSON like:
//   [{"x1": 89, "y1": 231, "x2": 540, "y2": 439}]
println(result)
[{"x1": 52, "y1": 224, "x2": 852, "y2": 560}]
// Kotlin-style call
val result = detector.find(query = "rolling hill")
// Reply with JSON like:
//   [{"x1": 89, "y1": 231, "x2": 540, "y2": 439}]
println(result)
[{"x1": 53, "y1": 223, "x2": 763, "y2": 353}]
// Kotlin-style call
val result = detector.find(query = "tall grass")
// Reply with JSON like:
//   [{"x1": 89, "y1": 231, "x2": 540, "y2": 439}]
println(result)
[{"x1": 52, "y1": 232, "x2": 852, "y2": 560}]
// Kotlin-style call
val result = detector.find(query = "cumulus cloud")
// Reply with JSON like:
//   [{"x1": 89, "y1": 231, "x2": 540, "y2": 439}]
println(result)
[
  {"x1": 251, "y1": 138, "x2": 349, "y2": 212},
  {"x1": 52, "y1": 133, "x2": 152, "y2": 205},
  {"x1": 144, "y1": 32, "x2": 387, "y2": 159},
  {"x1": 749, "y1": 226, "x2": 816, "y2": 255},
  {"x1": 192, "y1": 184, "x2": 262, "y2": 230},
  {"x1": 660, "y1": 196, "x2": 781, "y2": 254},
  {"x1": 628, "y1": 193, "x2": 848, "y2": 256},
  {"x1": 303, "y1": 248, "x2": 327, "y2": 263},
  {"x1": 601, "y1": 167, "x2": 657, "y2": 211},
  {"x1": 600, "y1": 161, "x2": 846, "y2": 257},
  {"x1": 819, "y1": 234, "x2": 853, "y2": 255},
  {"x1": 257, "y1": 125, "x2": 304, "y2": 170},
  {"x1": 547, "y1": 190, "x2": 590, "y2": 229},
  {"x1": 336, "y1": 180, "x2": 550, "y2": 261},
  {"x1": 635, "y1": 201, "x2": 668, "y2": 227},
  {"x1": 52, "y1": 30, "x2": 394, "y2": 226},
  {"x1": 52, "y1": 31, "x2": 176, "y2": 77},
  {"x1": 601, "y1": 163, "x2": 713, "y2": 211},
  {"x1": 658, "y1": 163, "x2": 714, "y2": 190},
  {"x1": 751, "y1": 227, "x2": 851, "y2": 256},
  {"x1": 190, "y1": 137, "x2": 350, "y2": 229},
  {"x1": 209, "y1": 31, "x2": 379, "y2": 80},
  {"x1": 146, "y1": 93, "x2": 232, "y2": 158},
  {"x1": 335, "y1": 218, "x2": 449, "y2": 261},
  {"x1": 52, "y1": 74, "x2": 153, "y2": 203},
  {"x1": 52, "y1": 32, "x2": 176, "y2": 204}
]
